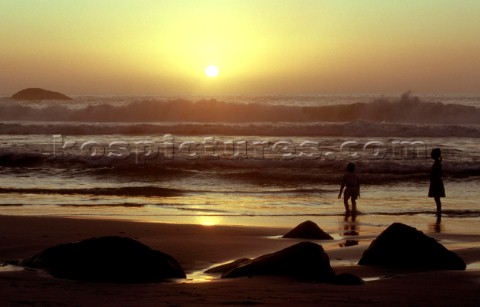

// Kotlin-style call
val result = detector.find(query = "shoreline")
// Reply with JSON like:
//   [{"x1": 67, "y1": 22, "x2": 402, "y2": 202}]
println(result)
[{"x1": 1, "y1": 215, "x2": 479, "y2": 306}]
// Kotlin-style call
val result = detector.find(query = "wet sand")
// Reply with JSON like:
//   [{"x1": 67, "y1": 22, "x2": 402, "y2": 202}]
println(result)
[{"x1": 0, "y1": 215, "x2": 479, "y2": 306}]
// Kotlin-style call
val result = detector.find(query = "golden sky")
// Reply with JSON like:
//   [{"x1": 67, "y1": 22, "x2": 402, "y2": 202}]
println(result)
[{"x1": 1, "y1": 0, "x2": 479, "y2": 95}]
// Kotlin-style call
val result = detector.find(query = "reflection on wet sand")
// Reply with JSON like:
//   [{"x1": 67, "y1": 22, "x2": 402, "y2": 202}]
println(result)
[
  {"x1": 339, "y1": 212, "x2": 359, "y2": 247},
  {"x1": 430, "y1": 215, "x2": 443, "y2": 233},
  {"x1": 342, "y1": 212, "x2": 359, "y2": 236}
]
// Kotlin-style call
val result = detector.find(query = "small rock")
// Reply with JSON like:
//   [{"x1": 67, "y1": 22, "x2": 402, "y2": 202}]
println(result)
[
  {"x1": 205, "y1": 258, "x2": 251, "y2": 274},
  {"x1": 283, "y1": 220, "x2": 333, "y2": 240}
]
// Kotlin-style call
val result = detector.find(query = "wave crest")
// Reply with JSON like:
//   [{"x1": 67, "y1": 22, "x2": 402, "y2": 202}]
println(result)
[{"x1": 1, "y1": 93, "x2": 479, "y2": 124}]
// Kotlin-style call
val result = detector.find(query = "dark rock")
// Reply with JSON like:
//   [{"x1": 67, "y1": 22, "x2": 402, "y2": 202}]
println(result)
[
  {"x1": 20, "y1": 236, "x2": 186, "y2": 283},
  {"x1": 205, "y1": 258, "x2": 251, "y2": 274},
  {"x1": 12, "y1": 88, "x2": 72, "y2": 100},
  {"x1": 222, "y1": 242, "x2": 336, "y2": 282},
  {"x1": 358, "y1": 223, "x2": 466, "y2": 270},
  {"x1": 283, "y1": 220, "x2": 333, "y2": 240}
]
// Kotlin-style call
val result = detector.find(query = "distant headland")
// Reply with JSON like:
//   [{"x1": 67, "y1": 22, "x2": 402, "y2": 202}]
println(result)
[{"x1": 11, "y1": 88, "x2": 72, "y2": 100}]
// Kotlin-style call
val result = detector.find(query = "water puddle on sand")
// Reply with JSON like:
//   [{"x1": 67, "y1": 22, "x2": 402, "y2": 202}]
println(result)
[
  {"x1": 180, "y1": 260, "x2": 235, "y2": 283},
  {"x1": 363, "y1": 275, "x2": 400, "y2": 282},
  {"x1": 0, "y1": 263, "x2": 24, "y2": 272},
  {"x1": 185, "y1": 270, "x2": 397, "y2": 284},
  {"x1": 467, "y1": 262, "x2": 480, "y2": 270},
  {"x1": 183, "y1": 270, "x2": 219, "y2": 283}
]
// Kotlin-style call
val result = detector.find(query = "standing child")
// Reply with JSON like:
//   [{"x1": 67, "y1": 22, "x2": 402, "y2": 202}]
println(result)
[
  {"x1": 428, "y1": 148, "x2": 445, "y2": 218},
  {"x1": 338, "y1": 163, "x2": 360, "y2": 215}
]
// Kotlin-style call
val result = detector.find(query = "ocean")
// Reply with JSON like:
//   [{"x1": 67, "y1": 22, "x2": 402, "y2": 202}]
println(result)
[{"x1": 1, "y1": 93, "x2": 479, "y2": 234}]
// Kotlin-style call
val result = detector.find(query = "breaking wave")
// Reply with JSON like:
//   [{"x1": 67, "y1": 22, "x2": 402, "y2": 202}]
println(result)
[{"x1": 1, "y1": 92, "x2": 479, "y2": 125}]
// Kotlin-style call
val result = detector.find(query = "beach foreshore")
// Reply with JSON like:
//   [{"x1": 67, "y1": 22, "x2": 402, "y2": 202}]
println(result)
[{"x1": 0, "y1": 215, "x2": 479, "y2": 306}]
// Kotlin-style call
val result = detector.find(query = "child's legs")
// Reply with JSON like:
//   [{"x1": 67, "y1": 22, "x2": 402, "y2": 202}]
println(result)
[
  {"x1": 343, "y1": 193, "x2": 350, "y2": 212},
  {"x1": 351, "y1": 197, "x2": 357, "y2": 212},
  {"x1": 434, "y1": 196, "x2": 442, "y2": 216}
]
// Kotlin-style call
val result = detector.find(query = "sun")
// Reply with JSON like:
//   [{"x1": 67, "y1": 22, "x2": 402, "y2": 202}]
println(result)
[{"x1": 205, "y1": 65, "x2": 219, "y2": 77}]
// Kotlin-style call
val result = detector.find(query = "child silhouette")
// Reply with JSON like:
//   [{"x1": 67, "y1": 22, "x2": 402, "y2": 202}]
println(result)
[
  {"x1": 338, "y1": 163, "x2": 360, "y2": 215},
  {"x1": 428, "y1": 148, "x2": 445, "y2": 218}
]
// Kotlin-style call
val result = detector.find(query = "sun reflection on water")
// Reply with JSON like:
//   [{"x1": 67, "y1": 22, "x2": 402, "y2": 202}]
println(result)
[{"x1": 195, "y1": 215, "x2": 223, "y2": 226}]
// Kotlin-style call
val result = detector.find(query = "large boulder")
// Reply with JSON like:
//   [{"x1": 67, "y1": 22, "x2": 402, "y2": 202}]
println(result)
[
  {"x1": 222, "y1": 242, "x2": 336, "y2": 282},
  {"x1": 283, "y1": 220, "x2": 333, "y2": 240},
  {"x1": 358, "y1": 223, "x2": 466, "y2": 270},
  {"x1": 20, "y1": 236, "x2": 186, "y2": 283},
  {"x1": 12, "y1": 88, "x2": 72, "y2": 100}
]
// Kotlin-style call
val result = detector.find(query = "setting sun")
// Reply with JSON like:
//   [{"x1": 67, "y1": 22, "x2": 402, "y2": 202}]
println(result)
[{"x1": 205, "y1": 65, "x2": 219, "y2": 78}]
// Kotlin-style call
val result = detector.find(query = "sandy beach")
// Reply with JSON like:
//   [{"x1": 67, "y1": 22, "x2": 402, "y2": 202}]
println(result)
[{"x1": 0, "y1": 215, "x2": 479, "y2": 306}]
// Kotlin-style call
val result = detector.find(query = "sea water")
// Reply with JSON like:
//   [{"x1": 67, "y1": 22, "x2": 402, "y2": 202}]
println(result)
[{"x1": 0, "y1": 93, "x2": 479, "y2": 234}]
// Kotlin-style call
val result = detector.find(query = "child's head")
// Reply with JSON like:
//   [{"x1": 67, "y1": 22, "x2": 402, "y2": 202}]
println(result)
[
  {"x1": 346, "y1": 162, "x2": 355, "y2": 172},
  {"x1": 430, "y1": 148, "x2": 442, "y2": 161}
]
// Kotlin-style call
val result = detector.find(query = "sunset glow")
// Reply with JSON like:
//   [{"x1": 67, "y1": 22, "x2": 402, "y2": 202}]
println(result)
[{"x1": 0, "y1": 1, "x2": 479, "y2": 95}]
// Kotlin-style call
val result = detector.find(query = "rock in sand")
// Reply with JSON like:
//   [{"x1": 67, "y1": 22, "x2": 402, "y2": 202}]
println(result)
[
  {"x1": 20, "y1": 236, "x2": 186, "y2": 283},
  {"x1": 283, "y1": 220, "x2": 333, "y2": 240},
  {"x1": 358, "y1": 223, "x2": 466, "y2": 270},
  {"x1": 222, "y1": 241, "x2": 336, "y2": 282}
]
